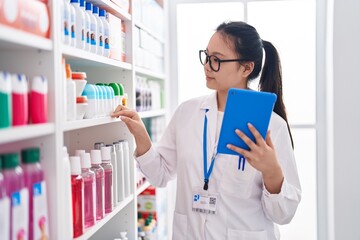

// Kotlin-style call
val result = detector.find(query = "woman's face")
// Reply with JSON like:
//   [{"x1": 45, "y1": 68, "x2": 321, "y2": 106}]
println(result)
[{"x1": 204, "y1": 32, "x2": 248, "y2": 93}]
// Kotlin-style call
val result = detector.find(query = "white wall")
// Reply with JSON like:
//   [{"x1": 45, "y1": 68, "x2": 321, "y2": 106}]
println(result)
[{"x1": 332, "y1": 0, "x2": 360, "y2": 239}]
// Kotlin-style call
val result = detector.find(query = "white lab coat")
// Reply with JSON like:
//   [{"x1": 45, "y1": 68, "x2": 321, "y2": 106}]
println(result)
[{"x1": 136, "y1": 92, "x2": 301, "y2": 240}]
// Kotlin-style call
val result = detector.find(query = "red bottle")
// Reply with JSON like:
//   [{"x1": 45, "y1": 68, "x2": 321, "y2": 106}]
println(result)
[
  {"x1": 69, "y1": 156, "x2": 84, "y2": 238},
  {"x1": 11, "y1": 74, "x2": 28, "y2": 126},
  {"x1": 29, "y1": 76, "x2": 48, "y2": 124}
]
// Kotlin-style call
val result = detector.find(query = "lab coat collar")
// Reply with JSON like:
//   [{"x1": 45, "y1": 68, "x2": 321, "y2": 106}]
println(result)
[{"x1": 200, "y1": 91, "x2": 218, "y2": 111}]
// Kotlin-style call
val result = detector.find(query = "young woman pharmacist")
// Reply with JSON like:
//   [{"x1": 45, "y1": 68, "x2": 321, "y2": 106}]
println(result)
[{"x1": 112, "y1": 21, "x2": 301, "y2": 240}]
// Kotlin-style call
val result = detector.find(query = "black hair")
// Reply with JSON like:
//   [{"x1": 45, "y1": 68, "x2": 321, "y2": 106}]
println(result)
[{"x1": 216, "y1": 21, "x2": 294, "y2": 148}]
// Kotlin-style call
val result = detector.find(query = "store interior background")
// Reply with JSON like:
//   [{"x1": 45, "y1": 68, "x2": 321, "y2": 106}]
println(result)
[{"x1": 166, "y1": 0, "x2": 360, "y2": 240}]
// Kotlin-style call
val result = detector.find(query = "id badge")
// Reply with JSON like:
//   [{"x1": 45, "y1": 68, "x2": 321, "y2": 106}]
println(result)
[{"x1": 192, "y1": 188, "x2": 218, "y2": 215}]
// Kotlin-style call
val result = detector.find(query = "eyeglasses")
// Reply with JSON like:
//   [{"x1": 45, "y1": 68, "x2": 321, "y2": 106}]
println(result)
[{"x1": 199, "y1": 50, "x2": 249, "y2": 72}]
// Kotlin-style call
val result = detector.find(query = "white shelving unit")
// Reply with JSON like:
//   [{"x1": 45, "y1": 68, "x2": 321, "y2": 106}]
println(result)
[{"x1": 0, "y1": 0, "x2": 168, "y2": 239}]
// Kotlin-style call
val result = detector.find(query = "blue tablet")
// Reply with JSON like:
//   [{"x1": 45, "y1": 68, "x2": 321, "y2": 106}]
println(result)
[{"x1": 217, "y1": 88, "x2": 277, "y2": 156}]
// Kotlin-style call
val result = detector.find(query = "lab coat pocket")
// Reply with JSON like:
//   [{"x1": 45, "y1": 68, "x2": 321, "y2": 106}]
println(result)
[
  {"x1": 227, "y1": 229, "x2": 268, "y2": 240},
  {"x1": 220, "y1": 155, "x2": 257, "y2": 198},
  {"x1": 172, "y1": 212, "x2": 187, "y2": 240}
]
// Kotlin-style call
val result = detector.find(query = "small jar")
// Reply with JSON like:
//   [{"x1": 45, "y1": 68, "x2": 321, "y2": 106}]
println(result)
[{"x1": 72, "y1": 72, "x2": 87, "y2": 96}]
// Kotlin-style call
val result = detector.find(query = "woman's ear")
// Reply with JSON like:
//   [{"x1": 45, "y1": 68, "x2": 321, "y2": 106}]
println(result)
[{"x1": 242, "y1": 62, "x2": 255, "y2": 78}]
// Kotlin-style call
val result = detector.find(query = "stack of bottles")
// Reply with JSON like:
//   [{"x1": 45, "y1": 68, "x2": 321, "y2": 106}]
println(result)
[
  {"x1": 63, "y1": 62, "x2": 127, "y2": 121},
  {"x1": 61, "y1": 0, "x2": 111, "y2": 58},
  {"x1": 0, "y1": 71, "x2": 48, "y2": 129},
  {"x1": 0, "y1": 147, "x2": 49, "y2": 240},
  {"x1": 135, "y1": 75, "x2": 163, "y2": 112},
  {"x1": 0, "y1": 0, "x2": 50, "y2": 38},
  {"x1": 64, "y1": 139, "x2": 131, "y2": 238}
]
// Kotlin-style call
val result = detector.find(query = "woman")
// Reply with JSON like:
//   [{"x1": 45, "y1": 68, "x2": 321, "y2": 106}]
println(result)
[{"x1": 112, "y1": 21, "x2": 301, "y2": 240}]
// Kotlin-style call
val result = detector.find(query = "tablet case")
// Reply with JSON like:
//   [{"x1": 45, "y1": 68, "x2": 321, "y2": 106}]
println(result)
[{"x1": 217, "y1": 88, "x2": 277, "y2": 156}]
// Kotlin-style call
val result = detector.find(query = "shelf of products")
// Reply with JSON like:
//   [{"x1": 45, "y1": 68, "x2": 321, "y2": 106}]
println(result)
[
  {"x1": 63, "y1": 117, "x2": 122, "y2": 132},
  {"x1": 0, "y1": 124, "x2": 55, "y2": 145}
]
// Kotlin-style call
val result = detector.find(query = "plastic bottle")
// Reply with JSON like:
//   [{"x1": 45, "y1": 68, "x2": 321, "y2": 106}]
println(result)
[
  {"x1": 70, "y1": 0, "x2": 85, "y2": 50},
  {"x1": 99, "y1": 9, "x2": 110, "y2": 57},
  {"x1": 107, "y1": 86, "x2": 115, "y2": 114},
  {"x1": 113, "y1": 142, "x2": 125, "y2": 202},
  {"x1": 82, "y1": 84, "x2": 97, "y2": 119},
  {"x1": 100, "y1": 146, "x2": 113, "y2": 213},
  {"x1": 109, "y1": 83, "x2": 121, "y2": 108},
  {"x1": 61, "y1": 147, "x2": 74, "y2": 239},
  {"x1": 66, "y1": 64, "x2": 76, "y2": 121},
  {"x1": 29, "y1": 76, "x2": 48, "y2": 124},
  {"x1": 11, "y1": 76, "x2": 28, "y2": 126},
  {"x1": 69, "y1": 0, "x2": 76, "y2": 47},
  {"x1": 21, "y1": 147, "x2": 49, "y2": 240},
  {"x1": 61, "y1": 0, "x2": 70, "y2": 45},
  {"x1": 103, "y1": 86, "x2": 111, "y2": 116},
  {"x1": 2, "y1": 153, "x2": 29, "y2": 240},
  {"x1": 0, "y1": 71, "x2": 12, "y2": 128},
  {"x1": 106, "y1": 144, "x2": 117, "y2": 207},
  {"x1": 92, "y1": 6, "x2": 104, "y2": 55},
  {"x1": 69, "y1": 156, "x2": 84, "y2": 238},
  {"x1": 121, "y1": 22, "x2": 126, "y2": 61},
  {"x1": 119, "y1": 140, "x2": 131, "y2": 197},
  {"x1": 95, "y1": 85, "x2": 104, "y2": 117},
  {"x1": 94, "y1": 142, "x2": 105, "y2": 150},
  {"x1": 0, "y1": 156, "x2": 10, "y2": 240},
  {"x1": 75, "y1": 149, "x2": 85, "y2": 157},
  {"x1": 80, "y1": 0, "x2": 90, "y2": 51},
  {"x1": 80, "y1": 152, "x2": 96, "y2": 228},
  {"x1": 85, "y1": 2, "x2": 97, "y2": 54},
  {"x1": 90, "y1": 149, "x2": 105, "y2": 220},
  {"x1": 117, "y1": 82, "x2": 125, "y2": 106}
]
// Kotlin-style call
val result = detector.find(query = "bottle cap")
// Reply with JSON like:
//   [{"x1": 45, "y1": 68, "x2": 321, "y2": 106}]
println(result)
[
  {"x1": 31, "y1": 76, "x2": 48, "y2": 94},
  {"x1": 108, "y1": 83, "x2": 120, "y2": 96},
  {"x1": 1, "y1": 153, "x2": 20, "y2": 169},
  {"x1": 82, "y1": 84, "x2": 96, "y2": 99},
  {"x1": 100, "y1": 146, "x2": 111, "y2": 161},
  {"x1": 70, "y1": 0, "x2": 79, "y2": 3},
  {"x1": 80, "y1": 152, "x2": 91, "y2": 168},
  {"x1": 85, "y1": 2, "x2": 92, "y2": 11},
  {"x1": 69, "y1": 156, "x2": 81, "y2": 175},
  {"x1": 74, "y1": 149, "x2": 86, "y2": 157},
  {"x1": 76, "y1": 96, "x2": 88, "y2": 103},
  {"x1": 94, "y1": 142, "x2": 105, "y2": 150},
  {"x1": 92, "y1": 5, "x2": 99, "y2": 14},
  {"x1": 90, "y1": 150, "x2": 102, "y2": 164},
  {"x1": 117, "y1": 83, "x2": 124, "y2": 96},
  {"x1": 80, "y1": 0, "x2": 85, "y2": 7},
  {"x1": 11, "y1": 74, "x2": 28, "y2": 94},
  {"x1": 0, "y1": 71, "x2": 11, "y2": 93},
  {"x1": 65, "y1": 64, "x2": 72, "y2": 80},
  {"x1": 72, "y1": 72, "x2": 87, "y2": 80},
  {"x1": 99, "y1": 9, "x2": 106, "y2": 17},
  {"x1": 21, "y1": 147, "x2": 40, "y2": 164}
]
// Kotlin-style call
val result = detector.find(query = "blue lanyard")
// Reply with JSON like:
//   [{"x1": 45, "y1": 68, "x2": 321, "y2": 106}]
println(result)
[{"x1": 203, "y1": 109, "x2": 217, "y2": 191}]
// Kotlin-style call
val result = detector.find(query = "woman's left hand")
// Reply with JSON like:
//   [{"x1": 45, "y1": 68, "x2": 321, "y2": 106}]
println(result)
[{"x1": 226, "y1": 123, "x2": 284, "y2": 193}]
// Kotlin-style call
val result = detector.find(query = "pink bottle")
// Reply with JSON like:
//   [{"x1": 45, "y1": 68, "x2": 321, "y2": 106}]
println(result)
[
  {"x1": 2, "y1": 152, "x2": 29, "y2": 240},
  {"x1": 90, "y1": 150, "x2": 105, "y2": 220},
  {"x1": 21, "y1": 147, "x2": 49, "y2": 240},
  {"x1": 11, "y1": 74, "x2": 28, "y2": 126},
  {"x1": 29, "y1": 76, "x2": 48, "y2": 124},
  {"x1": 80, "y1": 152, "x2": 96, "y2": 228},
  {"x1": 0, "y1": 156, "x2": 10, "y2": 240},
  {"x1": 70, "y1": 156, "x2": 84, "y2": 238},
  {"x1": 100, "y1": 146, "x2": 113, "y2": 214}
]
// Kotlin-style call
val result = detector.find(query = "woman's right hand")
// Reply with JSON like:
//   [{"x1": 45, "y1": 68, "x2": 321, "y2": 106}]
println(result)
[{"x1": 111, "y1": 105, "x2": 152, "y2": 156}]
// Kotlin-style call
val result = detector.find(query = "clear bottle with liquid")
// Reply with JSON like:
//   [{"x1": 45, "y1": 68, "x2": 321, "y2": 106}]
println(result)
[
  {"x1": 100, "y1": 146, "x2": 113, "y2": 213},
  {"x1": 80, "y1": 152, "x2": 95, "y2": 228},
  {"x1": 90, "y1": 149, "x2": 105, "y2": 220}
]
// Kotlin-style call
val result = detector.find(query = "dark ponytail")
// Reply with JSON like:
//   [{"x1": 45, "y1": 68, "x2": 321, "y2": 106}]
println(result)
[
  {"x1": 260, "y1": 41, "x2": 293, "y2": 148},
  {"x1": 217, "y1": 22, "x2": 294, "y2": 148}
]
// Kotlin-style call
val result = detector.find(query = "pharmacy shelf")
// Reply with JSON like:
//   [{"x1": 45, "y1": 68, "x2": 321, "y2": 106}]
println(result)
[
  {"x1": 62, "y1": 45, "x2": 132, "y2": 71},
  {"x1": 0, "y1": 24, "x2": 52, "y2": 51},
  {"x1": 74, "y1": 194, "x2": 134, "y2": 240},
  {"x1": 87, "y1": 0, "x2": 131, "y2": 21},
  {"x1": 0, "y1": 123, "x2": 55, "y2": 145},
  {"x1": 136, "y1": 181, "x2": 151, "y2": 196},
  {"x1": 135, "y1": 66, "x2": 165, "y2": 80},
  {"x1": 135, "y1": 22, "x2": 164, "y2": 44},
  {"x1": 63, "y1": 117, "x2": 122, "y2": 132},
  {"x1": 139, "y1": 109, "x2": 166, "y2": 119}
]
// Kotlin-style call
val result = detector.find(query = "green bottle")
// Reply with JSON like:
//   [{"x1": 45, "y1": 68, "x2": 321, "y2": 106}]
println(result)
[{"x1": 0, "y1": 72, "x2": 12, "y2": 128}]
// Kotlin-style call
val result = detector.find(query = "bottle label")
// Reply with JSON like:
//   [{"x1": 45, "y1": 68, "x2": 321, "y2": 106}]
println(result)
[
  {"x1": 71, "y1": 14, "x2": 75, "y2": 39},
  {"x1": 12, "y1": 188, "x2": 29, "y2": 240},
  {"x1": 90, "y1": 23, "x2": 96, "y2": 45},
  {"x1": 33, "y1": 181, "x2": 49, "y2": 240},
  {"x1": 0, "y1": 196, "x2": 10, "y2": 240},
  {"x1": 63, "y1": 9, "x2": 69, "y2": 36}
]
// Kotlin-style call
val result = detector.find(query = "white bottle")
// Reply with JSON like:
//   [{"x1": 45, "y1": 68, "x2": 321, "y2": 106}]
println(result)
[
  {"x1": 99, "y1": 9, "x2": 110, "y2": 57},
  {"x1": 92, "y1": 6, "x2": 104, "y2": 55},
  {"x1": 61, "y1": 0, "x2": 70, "y2": 45},
  {"x1": 85, "y1": 2, "x2": 97, "y2": 54},
  {"x1": 113, "y1": 142, "x2": 125, "y2": 202},
  {"x1": 120, "y1": 140, "x2": 131, "y2": 197},
  {"x1": 68, "y1": 1, "x2": 76, "y2": 47},
  {"x1": 61, "y1": 147, "x2": 74, "y2": 239},
  {"x1": 80, "y1": 0, "x2": 90, "y2": 51},
  {"x1": 106, "y1": 144, "x2": 118, "y2": 207},
  {"x1": 70, "y1": 0, "x2": 85, "y2": 50},
  {"x1": 66, "y1": 64, "x2": 76, "y2": 121}
]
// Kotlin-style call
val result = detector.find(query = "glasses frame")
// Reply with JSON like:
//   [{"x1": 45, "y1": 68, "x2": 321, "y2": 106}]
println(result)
[{"x1": 199, "y1": 50, "x2": 250, "y2": 72}]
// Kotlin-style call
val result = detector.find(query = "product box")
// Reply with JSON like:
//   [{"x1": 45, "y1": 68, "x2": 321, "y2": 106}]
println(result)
[
  {"x1": 107, "y1": 12, "x2": 122, "y2": 61},
  {"x1": 0, "y1": 0, "x2": 50, "y2": 38},
  {"x1": 138, "y1": 186, "x2": 157, "y2": 220}
]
